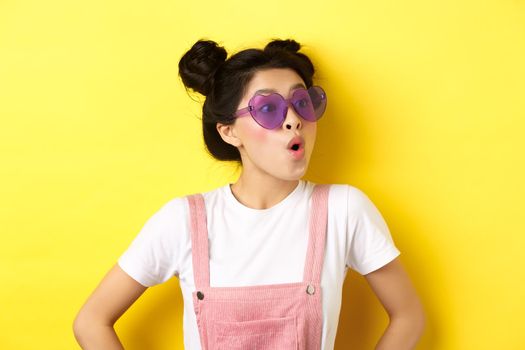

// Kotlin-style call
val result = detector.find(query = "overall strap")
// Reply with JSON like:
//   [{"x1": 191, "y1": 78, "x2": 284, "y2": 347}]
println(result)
[
  {"x1": 303, "y1": 184, "x2": 331, "y2": 285},
  {"x1": 187, "y1": 193, "x2": 210, "y2": 289}
]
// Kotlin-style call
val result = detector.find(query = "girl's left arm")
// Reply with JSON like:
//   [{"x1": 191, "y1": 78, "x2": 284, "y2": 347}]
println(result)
[{"x1": 364, "y1": 257, "x2": 426, "y2": 350}]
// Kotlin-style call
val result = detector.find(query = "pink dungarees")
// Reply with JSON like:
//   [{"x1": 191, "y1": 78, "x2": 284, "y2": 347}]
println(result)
[{"x1": 186, "y1": 184, "x2": 330, "y2": 350}]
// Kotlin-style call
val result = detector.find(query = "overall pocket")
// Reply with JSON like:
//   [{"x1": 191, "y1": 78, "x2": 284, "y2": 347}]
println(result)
[{"x1": 212, "y1": 316, "x2": 298, "y2": 350}]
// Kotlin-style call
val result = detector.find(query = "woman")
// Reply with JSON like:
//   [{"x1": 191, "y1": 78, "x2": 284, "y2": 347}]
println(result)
[{"x1": 73, "y1": 39, "x2": 425, "y2": 349}]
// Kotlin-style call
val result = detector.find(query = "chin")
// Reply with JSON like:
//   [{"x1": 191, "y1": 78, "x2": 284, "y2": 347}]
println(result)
[{"x1": 280, "y1": 167, "x2": 309, "y2": 181}]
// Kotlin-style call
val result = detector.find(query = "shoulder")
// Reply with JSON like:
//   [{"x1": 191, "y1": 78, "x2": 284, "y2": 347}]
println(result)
[
  {"x1": 312, "y1": 182, "x2": 373, "y2": 210},
  {"x1": 150, "y1": 196, "x2": 188, "y2": 225},
  {"x1": 155, "y1": 185, "x2": 227, "y2": 220}
]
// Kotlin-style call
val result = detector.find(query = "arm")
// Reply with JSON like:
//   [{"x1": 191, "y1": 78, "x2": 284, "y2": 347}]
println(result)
[
  {"x1": 73, "y1": 264, "x2": 148, "y2": 349},
  {"x1": 364, "y1": 257, "x2": 426, "y2": 350}
]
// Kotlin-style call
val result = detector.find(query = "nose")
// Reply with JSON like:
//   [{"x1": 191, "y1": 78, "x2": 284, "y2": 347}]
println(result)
[{"x1": 282, "y1": 106, "x2": 302, "y2": 130}]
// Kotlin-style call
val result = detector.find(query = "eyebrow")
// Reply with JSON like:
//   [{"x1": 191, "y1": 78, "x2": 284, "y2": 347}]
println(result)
[{"x1": 254, "y1": 83, "x2": 306, "y2": 95}]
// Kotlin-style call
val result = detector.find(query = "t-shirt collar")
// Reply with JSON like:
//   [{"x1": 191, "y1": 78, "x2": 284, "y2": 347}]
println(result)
[{"x1": 223, "y1": 180, "x2": 305, "y2": 215}]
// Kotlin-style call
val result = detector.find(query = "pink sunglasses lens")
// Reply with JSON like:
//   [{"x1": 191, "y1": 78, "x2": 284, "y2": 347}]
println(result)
[
  {"x1": 250, "y1": 94, "x2": 287, "y2": 129},
  {"x1": 291, "y1": 89, "x2": 316, "y2": 121},
  {"x1": 247, "y1": 87, "x2": 327, "y2": 129},
  {"x1": 308, "y1": 86, "x2": 327, "y2": 120}
]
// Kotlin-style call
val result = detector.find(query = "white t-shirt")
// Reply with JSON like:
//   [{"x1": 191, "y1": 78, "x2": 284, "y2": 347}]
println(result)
[{"x1": 118, "y1": 180, "x2": 401, "y2": 350}]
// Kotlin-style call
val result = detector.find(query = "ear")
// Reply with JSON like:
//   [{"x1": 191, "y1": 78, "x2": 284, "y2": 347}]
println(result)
[{"x1": 216, "y1": 122, "x2": 242, "y2": 147}]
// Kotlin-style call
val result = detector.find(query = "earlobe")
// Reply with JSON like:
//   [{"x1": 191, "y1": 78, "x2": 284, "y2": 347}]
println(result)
[{"x1": 216, "y1": 123, "x2": 242, "y2": 147}]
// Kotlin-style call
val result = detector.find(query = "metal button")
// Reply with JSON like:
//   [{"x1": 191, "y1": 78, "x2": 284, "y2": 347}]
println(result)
[
  {"x1": 306, "y1": 285, "x2": 315, "y2": 295},
  {"x1": 197, "y1": 291, "x2": 204, "y2": 300}
]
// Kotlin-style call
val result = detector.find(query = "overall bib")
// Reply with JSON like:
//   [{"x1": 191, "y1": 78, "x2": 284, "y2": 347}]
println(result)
[{"x1": 186, "y1": 184, "x2": 330, "y2": 350}]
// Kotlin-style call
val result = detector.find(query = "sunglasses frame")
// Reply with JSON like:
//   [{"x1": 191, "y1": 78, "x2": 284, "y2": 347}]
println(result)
[{"x1": 233, "y1": 86, "x2": 327, "y2": 130}]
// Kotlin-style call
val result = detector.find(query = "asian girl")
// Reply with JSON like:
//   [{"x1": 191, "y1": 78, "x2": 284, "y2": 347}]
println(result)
[{"x1": 73, "y1": 39, "x2": 425, "y2": 350}]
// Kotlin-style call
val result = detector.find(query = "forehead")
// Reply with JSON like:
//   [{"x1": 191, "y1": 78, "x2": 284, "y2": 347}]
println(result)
[{"x1": 243, "y1": 68, "x2": 306, "y2": 98}]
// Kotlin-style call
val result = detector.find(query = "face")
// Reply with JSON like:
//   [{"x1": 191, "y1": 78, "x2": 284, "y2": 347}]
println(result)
[{"x1": 219, "y1": 68, "x2": 318, "y2": 181}]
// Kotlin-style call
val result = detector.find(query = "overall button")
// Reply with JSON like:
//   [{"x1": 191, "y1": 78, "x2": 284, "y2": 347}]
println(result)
[
  {"x1": 197, "y1": 291, "x2": 204, "y2": 300},
  {"x1": 306, "y1": 285, "x2": 315, "y2": 295}
]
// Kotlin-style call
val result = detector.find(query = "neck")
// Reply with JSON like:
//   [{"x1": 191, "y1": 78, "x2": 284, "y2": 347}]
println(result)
[{"x1": 230, "y1": 172, "x2": 300, "y2": 210}]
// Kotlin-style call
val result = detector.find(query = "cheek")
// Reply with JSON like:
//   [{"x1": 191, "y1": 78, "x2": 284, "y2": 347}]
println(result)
[
  {"x1": 251, "y1": 126, "x2": 270, "y2": 142},
  {"x1": 244, "y1": 122, "x2": 270, "y2": 144},
  {"x1": 240, "y1": 122, "x2": 281, "y2": 161},
  {"x1": 304, "y1": 122, "x2": 317, "y2": 140}
]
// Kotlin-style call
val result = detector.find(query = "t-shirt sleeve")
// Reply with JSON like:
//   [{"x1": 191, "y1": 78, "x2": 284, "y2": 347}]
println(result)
[
  {"x1": 345, "y1": 186, "x2": 401, "y2": 275},
  {"x1": 117, "y1": 197, "x2": 187, "y2": 287}
]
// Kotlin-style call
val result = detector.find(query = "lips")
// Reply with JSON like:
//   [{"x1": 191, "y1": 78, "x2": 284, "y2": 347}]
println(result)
[
  {"x1": 287, "y1": 136, "x2": 305, "y2": 151},
  {"x1": 287, "y1": 136, "x2": 305, "y2": 160}
]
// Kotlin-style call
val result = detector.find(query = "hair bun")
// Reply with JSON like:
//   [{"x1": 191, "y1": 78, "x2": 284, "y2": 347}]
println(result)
[
  {"x1": 264, "y1": 39, "x2": 301, "y2": 54},
  {"x1": 178, "y1": 40, "x2": 227, "y2": 96}
]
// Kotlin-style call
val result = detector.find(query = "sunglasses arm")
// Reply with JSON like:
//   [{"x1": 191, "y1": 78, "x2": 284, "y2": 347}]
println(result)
[{"x1": 233, "y1": 106, "x2": 253, "y2": 118}]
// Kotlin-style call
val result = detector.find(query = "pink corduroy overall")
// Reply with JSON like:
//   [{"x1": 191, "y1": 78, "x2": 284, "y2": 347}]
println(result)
[{"x1": 186, "y1": 184, "x2": 330, "y2": 350}]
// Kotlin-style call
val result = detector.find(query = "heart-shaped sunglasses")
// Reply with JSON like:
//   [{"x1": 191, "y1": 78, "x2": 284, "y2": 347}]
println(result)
[{"x1": 233, "y1": 86, "x2": 327, "y2": 130}]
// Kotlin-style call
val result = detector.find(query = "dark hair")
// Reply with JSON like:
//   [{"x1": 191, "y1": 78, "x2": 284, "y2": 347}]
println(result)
[{"x1": 178, "y1": 39, "x2": 316, "y2": 162}]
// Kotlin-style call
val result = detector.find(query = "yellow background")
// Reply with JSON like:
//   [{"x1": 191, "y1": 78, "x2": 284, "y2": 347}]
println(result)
[{"x1": 1, "y1": 0, "x2": 524, "y2": 349}]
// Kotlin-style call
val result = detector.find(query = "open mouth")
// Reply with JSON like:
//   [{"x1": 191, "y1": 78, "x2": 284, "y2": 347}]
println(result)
[
  {"x1": 286, "y1": 136, "x2": 305, "y2": 160},
  {"x1": 287, "y1": 140, "x2": 305, "y2": 160}
]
